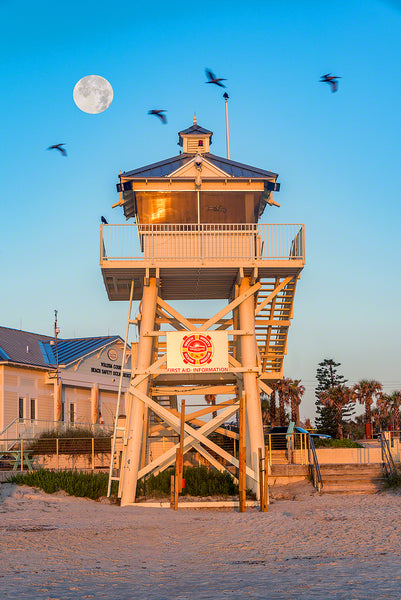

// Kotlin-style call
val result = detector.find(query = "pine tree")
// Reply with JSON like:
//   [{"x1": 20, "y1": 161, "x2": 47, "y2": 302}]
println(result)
[{"x1": 315, "y1": 359, "x2": 354, "y2": 437}]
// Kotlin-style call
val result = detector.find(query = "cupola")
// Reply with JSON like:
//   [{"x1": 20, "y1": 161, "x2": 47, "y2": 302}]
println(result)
[{"x1": 178, "y1": 115, "x2": 213, "y2": 154}]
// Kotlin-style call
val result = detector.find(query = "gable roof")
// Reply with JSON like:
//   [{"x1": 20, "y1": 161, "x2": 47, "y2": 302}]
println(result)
[
  {"x1": 120, "y1": 153, "x2": 278, "y2": 181},
  {"x1": 0, "y1": 326, "x2": 121, "y2": 369}
]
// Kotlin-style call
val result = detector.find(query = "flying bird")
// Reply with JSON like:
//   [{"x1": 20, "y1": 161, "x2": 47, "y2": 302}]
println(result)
[
  {"x1": 205, "y1": 69, "x2": 226, "y2": 88},
  {"x1": 320, "y1": 73, "x2": 341, "y2": 93},
  {"x1": 101, "y1": 216, "x2": 108, "y2": 224},
  {"x1": 47, "y1": 143, "x2": 67, "y2": 156},
  {"x1": 148, "y1": 109, "x2": 167, "y2": 124}
]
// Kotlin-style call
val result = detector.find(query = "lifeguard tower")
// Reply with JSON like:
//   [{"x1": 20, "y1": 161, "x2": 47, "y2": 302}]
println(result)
[{"x1": 100, "y1": 117, "x2": 305, "y2": 505}]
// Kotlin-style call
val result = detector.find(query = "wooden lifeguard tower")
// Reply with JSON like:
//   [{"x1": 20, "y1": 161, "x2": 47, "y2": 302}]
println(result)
[{"x1": 100, "y1": 117, "x2": 305, "y2": 505}]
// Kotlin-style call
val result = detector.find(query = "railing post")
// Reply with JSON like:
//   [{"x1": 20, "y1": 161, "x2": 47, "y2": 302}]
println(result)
[{"x1": 20, "y1": 439, "x2": 23, "y2": 472}]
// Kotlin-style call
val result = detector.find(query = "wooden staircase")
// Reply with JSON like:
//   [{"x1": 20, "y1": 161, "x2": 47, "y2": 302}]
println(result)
[{"x1": 255, "y1": 276, "x2": 297, "y2": 374}]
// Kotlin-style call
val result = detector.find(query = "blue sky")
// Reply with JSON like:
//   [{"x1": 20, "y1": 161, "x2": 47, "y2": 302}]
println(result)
[{"x1": 1, "y1": 0, "x2": 400, "y2": 420}]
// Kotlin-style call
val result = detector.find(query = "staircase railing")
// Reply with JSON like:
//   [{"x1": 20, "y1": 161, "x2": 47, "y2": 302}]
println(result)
[
  {"x1": 379, "y1": 432, "x2": 398, "y2": 478},
  {"x1": 308, "y1": 434, "x2": 323, "y2": 492}
]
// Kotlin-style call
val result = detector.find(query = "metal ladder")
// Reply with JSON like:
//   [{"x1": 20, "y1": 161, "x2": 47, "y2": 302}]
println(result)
[{"x1": 107, "y1": 281, "x2": 136, "y2": 498}]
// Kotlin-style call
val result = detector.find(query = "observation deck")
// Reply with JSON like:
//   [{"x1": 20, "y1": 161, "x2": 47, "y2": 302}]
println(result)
[{"x1": 100, "y1": 222, "x2": 305, "y2": 301}]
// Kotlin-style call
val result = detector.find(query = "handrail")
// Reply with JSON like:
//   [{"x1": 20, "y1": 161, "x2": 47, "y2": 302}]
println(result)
[
  {"x1": 379, "y1": 432, "x2": 397, "y2": 478},
  {"x1": 308, "y1": 434, "x2": 323, "y2": 492},
  {"x1": 100, "y1": 223, "x2": 305, "y2": 263}
]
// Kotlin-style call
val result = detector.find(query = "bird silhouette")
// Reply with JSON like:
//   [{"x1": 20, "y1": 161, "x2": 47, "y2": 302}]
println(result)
[
  {"x1": 320, "y1": 73, "x2": 341, "y2": 93},
  {"x1": 101, "y1": 216, "x2": 108, "y2": 224},
  {"x1": 148, "y1": 109, "x2": 167, "y2": 124},
  {"x1": 47, "y1": 143, "x2": 67, "y2": 156},
  {"x1": 205, "y1": 69, "x2": 226, "y2": 88}
]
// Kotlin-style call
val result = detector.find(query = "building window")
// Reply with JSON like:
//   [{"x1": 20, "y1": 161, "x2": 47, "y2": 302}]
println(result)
[
  {"x1": 30, "y1": 398, "x2": 36, "y2": 421},
  {"x1": 69, "y1": 403, "x2": 76, "y2": 424},
  {"x1": 61, "y1": 401, "x2": 65, "y2": 423},
  {"x1": 198, "y1": 140, "x2": 203, "y2": 147},
  {"x1": 18, "y1": 398, "x2": 24, "y2": 421}
]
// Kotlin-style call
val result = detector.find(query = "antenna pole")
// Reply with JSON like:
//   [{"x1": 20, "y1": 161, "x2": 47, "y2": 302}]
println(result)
[
  {"x1": 224, "y1": 93, "x2": 231, "y2": 159},
  {"x1": 54, "y1": 310, "x2": 60, "y2": 384}
]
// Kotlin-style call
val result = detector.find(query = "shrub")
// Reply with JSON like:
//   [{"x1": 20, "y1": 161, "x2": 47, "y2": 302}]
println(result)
[
  {"x1": 313, "y1": 438, "x2": 362, "y2": 448},
  {"x1": 10, "y1": 469, "x2": 109, "y2": 500},
  {"x1": 136, "y1": 466, "x2": 238, "y2": 498},
  {"x1": 11, "y1": 466, "x2": 240, "y2": 501}
]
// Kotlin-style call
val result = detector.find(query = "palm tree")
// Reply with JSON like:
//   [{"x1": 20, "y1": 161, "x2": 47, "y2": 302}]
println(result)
[
  {"x1": 318, "y1": 384, "x2": 355, "y2": 439},
  {"x1": 276, "y1": 378, "x2": 291, "y2": 426},
  {"x1": 269, "y1": 383, "x2": 278, "y2": 427},
  {"x1": 379, "y1": 391, "x2": 401, "y2": 432},
  {"x1": 288, "y1": 379, "x2": 305, "y2": 426},
  {"x1": 353, "y1": 379, "x2": 382, "y2": 436},
  {"x1": 260, "y1": 394, "x2": 270, "y2": 428}
]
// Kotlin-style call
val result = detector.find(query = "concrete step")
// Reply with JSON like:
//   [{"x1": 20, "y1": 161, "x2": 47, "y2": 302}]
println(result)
[{"x1": 319, "y1": 463, "x2": 386, "y2": 493}]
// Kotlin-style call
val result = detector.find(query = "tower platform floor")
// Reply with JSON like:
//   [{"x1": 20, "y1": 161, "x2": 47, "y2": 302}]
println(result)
[{"x1": 101, "y1": 260, "x2": 304, "y2": 301}]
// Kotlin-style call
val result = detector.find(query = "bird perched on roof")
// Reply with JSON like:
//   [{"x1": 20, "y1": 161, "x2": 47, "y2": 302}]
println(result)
[
  {"x1": 320, "y1": 73, "x2": 341, "y2": 93},
  {"x1": 205, "y1": 69, "x2": 226, "y2": 88},
  {"x1": 148, "y1": 109, "x2": 167, "y2": 124},
  {"x1": 101, "y1": 216, "x2": 108, "y2": 224},
  {"x1": 47, "y1": 143, "x2": 67, "y2": 156}
]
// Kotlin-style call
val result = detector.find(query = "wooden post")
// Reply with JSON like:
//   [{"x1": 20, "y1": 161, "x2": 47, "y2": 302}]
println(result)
[
  {"x1": 263, "y1": 444, "x2": 269, "y2": 511},
  {"x1": 239, "y1": 392, "x2": 246, "y2": 512},
  {"x1": 91, "y1": 437, "x2": 95, "y2": 472},
  {"x1": 20, "y1": 439, "x2": 23, "y2": 472},
  {"x1": 258, "y1": 447, "x2": 263, "y2": 511},
  {"x1": 178, "y1": 399, "x2": 185, "y2": 492},
  {"x1": 170, "y1": 475, "x2": 175, "y2": 509},
  {"x1": 174, "y1": 448, "x2": 180, "y2": 511},
  {"x1": 56, "y1": 438, "x2": 59, "y2": 470}
]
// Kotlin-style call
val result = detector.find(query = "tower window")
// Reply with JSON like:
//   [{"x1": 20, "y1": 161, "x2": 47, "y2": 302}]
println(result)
[{"x1": 198, "y1": 140, "x2": 203, "y2": 147}]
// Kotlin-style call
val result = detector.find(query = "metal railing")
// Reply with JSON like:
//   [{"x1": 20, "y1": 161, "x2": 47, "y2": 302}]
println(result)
[
  {"x1": 379, "y1": 432, "x2": 398, "y2": 478},
  {"x1": 308, "y1": 435, "x2": 323, "y2": 492},
  {"x1": 0, "y1": 437, "x2": 111, "y2": 472},
  {"x1": 100, "y1": 223, "x2": 305, "y2": 262},
  {"x1": 0, "y1": 419, "x2": 112, "y2": 450}
]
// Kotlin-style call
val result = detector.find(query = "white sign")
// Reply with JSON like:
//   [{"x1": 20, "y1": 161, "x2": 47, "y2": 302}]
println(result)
[{"x1": 166, "y1": 331, "x2": 229, "y2": 373}]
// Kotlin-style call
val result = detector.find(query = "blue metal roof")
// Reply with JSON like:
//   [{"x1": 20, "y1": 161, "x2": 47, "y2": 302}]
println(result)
[
  {"x1": 0, "y1": 326, "x2": 121, "y2": 368},
  {"x1": 0, "y1": 347, "x2": 10, "y2": 360},
  {"x1": 41, "y1": 336, "x2": 121, "y2": 366},
  {"x1": 121, "y1": 153, "x2": 278, "y2": 180}
]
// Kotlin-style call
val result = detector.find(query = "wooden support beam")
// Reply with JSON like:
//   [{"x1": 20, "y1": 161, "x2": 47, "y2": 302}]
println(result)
[
  {"x1": 135, "y1": 391, "x2": 256, "y2": 480},
  {"x1": 198, "y1": 282, "x2": 261, "y2": 332},
  {"x1": 258, "y1": 379, "x2": 273, "y2": 396},
  {"x1": 156, "y1": 297, "x2": 195, "y2": 331},
  {"x1": 150, "y1": 384, "x2": 237, "y2": 396}
]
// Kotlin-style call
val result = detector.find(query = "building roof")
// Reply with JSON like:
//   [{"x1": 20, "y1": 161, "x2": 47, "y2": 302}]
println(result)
[
  {"x1": 0, "y1": 326, "x2": 121, "y2": 369},
  {"x1": 178, "y1": 124, "x2": 213, "y2": 136},
  {"x1": 121, "y1": 153, "x2": 278, "y2": 180}
]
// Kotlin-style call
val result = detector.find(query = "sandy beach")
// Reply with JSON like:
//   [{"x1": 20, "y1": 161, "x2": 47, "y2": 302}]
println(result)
[{"x1": 1, "y1": 482, "x2": 401, "y2": 600}]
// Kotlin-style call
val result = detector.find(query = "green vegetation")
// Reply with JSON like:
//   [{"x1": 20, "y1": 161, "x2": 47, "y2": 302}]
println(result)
[
  {"x1": 10, "y1": 466, "x2": 239, "y2": 500},
  {"x1": 313, "y1": 438, "x2": 362, "y2": 448},
  {"x1": 384, "y1": 470, "x2": 401, "y2": 488},
  {"x1": 138, "y1": 466, "x2": 238, "y2": 497},
  {"x1": 36, "y1": 426, "x2": 111, "y2": 439},
  {"x1": 10, "y1": 469, "x2": 109, "y2": 500}
]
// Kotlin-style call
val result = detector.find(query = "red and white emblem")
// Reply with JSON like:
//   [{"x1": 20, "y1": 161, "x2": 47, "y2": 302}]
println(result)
[{"x1": 180, "y1": 334, "x2": 214, "y2": 365}]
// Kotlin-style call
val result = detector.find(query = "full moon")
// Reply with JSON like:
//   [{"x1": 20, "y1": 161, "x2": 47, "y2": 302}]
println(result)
[{"x1": 73, "y1": 75, "x2": 113, "y2": 114}]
